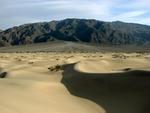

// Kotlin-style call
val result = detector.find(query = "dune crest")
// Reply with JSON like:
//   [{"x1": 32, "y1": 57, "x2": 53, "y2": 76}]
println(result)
[{"x1": 75, "y1": 59, "x2": 150, "y2": 73}]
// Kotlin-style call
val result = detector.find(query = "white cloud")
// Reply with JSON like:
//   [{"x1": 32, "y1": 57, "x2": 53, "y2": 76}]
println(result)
[
  {"x1": 130, "y1": 17, "x2": 150, "y2": 25},
  {"x1": 0, "y1": 0, "x2": 150, "y2": 29},
  {"x1": 120, "y1": 0, "x2": 150, "y2": 9},
  {"x1": 111, "y1": 10, "x2": 147, "y2": 21}
]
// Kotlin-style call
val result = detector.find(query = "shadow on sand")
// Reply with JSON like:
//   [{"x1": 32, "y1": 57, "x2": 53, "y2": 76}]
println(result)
[{"x1": 61, "y1": 63, "x2": 150, "y2": 113}]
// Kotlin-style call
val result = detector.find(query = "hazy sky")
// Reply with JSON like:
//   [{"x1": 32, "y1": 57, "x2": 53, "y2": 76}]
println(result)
[{"x1": 0, "y1": 0, "x2": 150, "y2": 29}]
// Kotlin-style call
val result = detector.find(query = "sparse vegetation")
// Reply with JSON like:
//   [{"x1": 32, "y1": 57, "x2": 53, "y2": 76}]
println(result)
[
  {"x1": 28, "y1": 62, "x2": 34, "y2": 64},
  {"x1": 0, "y1": 72, "x2": 7, "y2": 78},
  {"x1": 48, "y1": 64, "x2": 62, "y2": 72},
  {"x1": 112, "y1": 54, "x2": 128, "y2": 59}
]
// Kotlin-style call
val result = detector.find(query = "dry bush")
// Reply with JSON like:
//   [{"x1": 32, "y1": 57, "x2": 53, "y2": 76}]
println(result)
[{"x1": 48, "y1": 64, "x2": 62, "y2": 72}]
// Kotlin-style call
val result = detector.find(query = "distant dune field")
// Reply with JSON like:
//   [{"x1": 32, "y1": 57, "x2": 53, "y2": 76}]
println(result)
[{"x1": 0, "y1": 41, "x2": 150, "y2": 53}]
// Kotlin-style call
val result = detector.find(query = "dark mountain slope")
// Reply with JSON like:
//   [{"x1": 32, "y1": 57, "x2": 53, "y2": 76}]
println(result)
[{"x1": 0, "y1": 19, "x2": 150, "y2": 47}]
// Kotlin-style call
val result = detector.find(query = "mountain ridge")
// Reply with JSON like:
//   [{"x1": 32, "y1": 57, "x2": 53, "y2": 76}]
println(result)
[{"x1": 0, "y1": 18, "x2": 150, "y2": 47}]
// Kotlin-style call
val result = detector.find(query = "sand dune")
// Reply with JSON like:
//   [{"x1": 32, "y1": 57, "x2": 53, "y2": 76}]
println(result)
[
  {"x1": 62, "y1": 64, "x2": 150, "y2": 113},
  {"x1": 75, "y1": 59, "x2": 150, "y2": 73},
  {"x1": 0, "y1": 53, "x2": 150, "y2": 113}
]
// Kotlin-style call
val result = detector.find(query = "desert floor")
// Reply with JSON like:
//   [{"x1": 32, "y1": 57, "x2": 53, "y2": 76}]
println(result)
[{"x1": 0, "y1": 52, "x2": 150, "y2": 113}]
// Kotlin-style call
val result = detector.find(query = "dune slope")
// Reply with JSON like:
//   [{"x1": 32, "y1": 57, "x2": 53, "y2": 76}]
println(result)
[{"x1": 0, "y1": 53, "x2": 105, "y2": 113}]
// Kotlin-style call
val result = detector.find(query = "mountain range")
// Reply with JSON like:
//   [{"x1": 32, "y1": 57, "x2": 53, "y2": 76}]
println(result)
[{"x1": 0, "y1": 18, "x2": 150, "y2": 47}]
